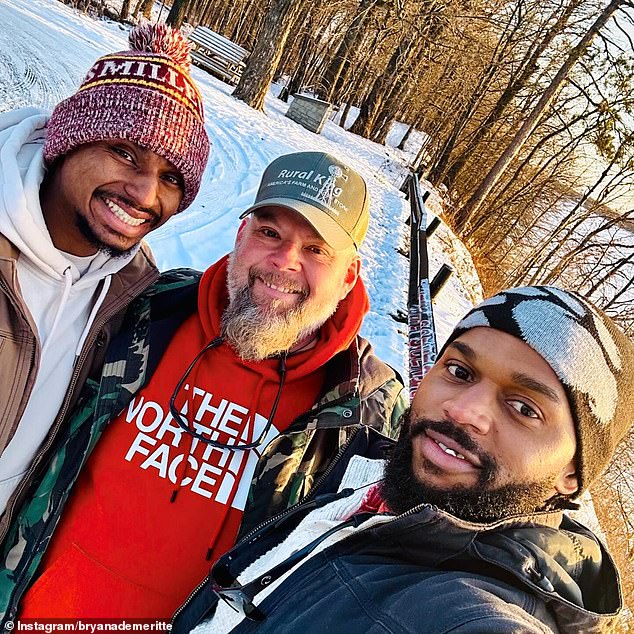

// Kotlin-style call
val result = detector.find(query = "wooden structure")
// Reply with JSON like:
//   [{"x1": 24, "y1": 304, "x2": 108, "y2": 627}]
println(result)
[{"x1": 188, "y1": 27, "x2": 249, "y2": 85}]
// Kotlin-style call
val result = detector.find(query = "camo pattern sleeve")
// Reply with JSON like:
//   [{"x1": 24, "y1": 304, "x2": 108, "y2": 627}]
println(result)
[{"x1": 238, "y1": 338, "x2": 406, "y2": 537}]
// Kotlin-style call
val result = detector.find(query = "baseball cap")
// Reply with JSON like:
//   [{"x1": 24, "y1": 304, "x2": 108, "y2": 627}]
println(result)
[{"x1": 240, "y1": 152, "x2": 370, "y2": 250}]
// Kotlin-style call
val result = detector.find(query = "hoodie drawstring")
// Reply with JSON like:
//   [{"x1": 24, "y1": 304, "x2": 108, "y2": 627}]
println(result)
[
  {"x1": 167, "y1": 338, "x2": 289, "y2": 563},
  {"x1": 75, "y1": 275, "x2": 112, "y2": 357},
  {"x1": 202, "y1": 357, "x2": 287, "y2": 562},
  {"x1": 41, "y1": 266, "x2": 73, "y2": 357}
]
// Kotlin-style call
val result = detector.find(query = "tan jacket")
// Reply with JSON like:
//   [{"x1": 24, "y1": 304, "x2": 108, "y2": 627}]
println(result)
[{"x1": 0, "y1": 234, "x2": 158, "y2": 538}]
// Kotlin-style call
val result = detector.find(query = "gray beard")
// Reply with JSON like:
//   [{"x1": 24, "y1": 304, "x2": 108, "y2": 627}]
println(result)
[
  {"x1": 381, "y1": 412, "x2": 561, "y2": 523},
  {"x1": 222, "y1": 255, "x2": 342, "y2": 361},
  {"x1": 220, "y1": 285, "x2": 326, "y2": 361}
]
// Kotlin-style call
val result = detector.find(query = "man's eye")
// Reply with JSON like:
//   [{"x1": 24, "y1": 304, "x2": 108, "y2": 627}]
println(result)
[
  {"x1": 259, "y1": 227, "x2": 279, "y2": 238},
  {"x1": 112, "y1": 147, "x2": 134, "y2": 162},
  {"x1": 307, "y1": 245, "x2": 327, "y2": 256},
  {"x1": 509, "y1": 400, "x2": 539, "y2": 419},
  {"x1": 446, "y1": 363, "x2": 471, "y2": 381},
  {"x1": 163, "y1": 173, "x2": 183, "y2": 188}
]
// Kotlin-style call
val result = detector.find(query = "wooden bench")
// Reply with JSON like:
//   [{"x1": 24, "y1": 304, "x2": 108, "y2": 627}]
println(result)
[{"x1": 188, "y1": 26, "x2": 249, "y2": 85}]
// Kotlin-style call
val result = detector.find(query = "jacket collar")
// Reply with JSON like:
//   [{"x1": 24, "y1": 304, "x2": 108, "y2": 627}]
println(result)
[
  {"x1": 0, "y1": 232, "x2": 158, "y2": 334},
  {"x1": 361, "y1": 502, "x2": 621, "y2": 625}
]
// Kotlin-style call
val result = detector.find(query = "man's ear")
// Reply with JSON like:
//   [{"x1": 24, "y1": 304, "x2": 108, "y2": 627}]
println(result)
[
  {"x1": 554, "y1": 460, "x2": 579, "y2": 497},
  {"x1": 339, "y1": 254, "x2": 361, "y2": 300},
  {"x1": 235, "y1": 218, "x2": 249, "y2": 246}
]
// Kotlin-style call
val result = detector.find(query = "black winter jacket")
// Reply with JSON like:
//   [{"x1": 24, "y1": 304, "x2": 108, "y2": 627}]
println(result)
[{"x1": 173, "y1": 428, "x2": 623, "y2": 634}]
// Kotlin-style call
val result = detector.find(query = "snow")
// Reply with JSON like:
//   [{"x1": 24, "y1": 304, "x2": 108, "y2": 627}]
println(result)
[{"x1": 0, "y1": 0, "x2": 481, "y2": 381}]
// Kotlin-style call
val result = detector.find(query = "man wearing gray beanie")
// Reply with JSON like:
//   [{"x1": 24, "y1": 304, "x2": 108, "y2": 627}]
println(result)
[{"x1": 171, "y1": 285, "x2": 634, "y2": 634}]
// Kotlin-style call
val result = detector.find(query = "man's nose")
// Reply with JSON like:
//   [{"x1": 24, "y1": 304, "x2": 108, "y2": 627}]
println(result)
[
  {"x1": 125, "y1": 171, "x2": 160, "y2": 209},
  {"x1": 270, "y1": 241, "x2": 301, "y2": 271},
  {"x1": 443, "y1": 383, "x2": 495, "y2": 435}
]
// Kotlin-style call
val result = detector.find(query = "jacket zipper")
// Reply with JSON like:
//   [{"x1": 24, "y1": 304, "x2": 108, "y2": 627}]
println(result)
[
  {"x1": 170, "y1": 427, "x2": 360, "y2": 626},
  {"x1": 173, "y1": 458, "x2": 569, "y2": 630}
]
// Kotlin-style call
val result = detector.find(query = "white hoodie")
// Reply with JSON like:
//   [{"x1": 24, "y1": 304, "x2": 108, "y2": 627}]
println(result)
[{"x1": 0, "y1": 107, "x2": 141, "y2": 512}]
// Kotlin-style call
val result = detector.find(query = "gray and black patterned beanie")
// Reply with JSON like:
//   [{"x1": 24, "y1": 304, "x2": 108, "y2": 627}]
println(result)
[{"x1": 442, "y1": 286, "x2": 634, "y2": 495}]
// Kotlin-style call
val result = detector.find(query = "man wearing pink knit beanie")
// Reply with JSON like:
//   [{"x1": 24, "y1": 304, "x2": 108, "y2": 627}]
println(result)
[{"x1": 0, "y1": 22, "x2": 210, "y2": 526}]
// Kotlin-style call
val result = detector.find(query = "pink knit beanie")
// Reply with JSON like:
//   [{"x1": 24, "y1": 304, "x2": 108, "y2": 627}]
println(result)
[{"x1": 43, "y1": 22, "x2": 210, "y2": 211}]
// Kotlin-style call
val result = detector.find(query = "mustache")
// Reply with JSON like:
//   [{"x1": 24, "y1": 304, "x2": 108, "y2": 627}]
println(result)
[
  {"x1": 96, "y1": 188, "x2": 160, "y2": 225},
  {"x1": 408, "y1": 417, "x2": 497, "y2": 478},
  {"x1": 247, "y1": 268, "x2": 309, "y2": 298}
]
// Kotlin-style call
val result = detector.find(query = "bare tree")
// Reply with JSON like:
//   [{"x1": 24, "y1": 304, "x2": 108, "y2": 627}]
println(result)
[
  {"x1": 232, "y1": 0, "x2": 303, "y2": 111},
  {"x1": 132, "y1": 0, "x2": 153, "y2": 20},
  {"x1": 321, "y1": 0, "x2": 380, "y2": 101},
  {"x1": 120, "y1": 0, "x2": 132, "y2": 20},
  {"x1": 439, "y1": 0, "x2": 587, "y2": 191},
  {"x1": 166, "y1": 0, "x2": 193, "y2": 29},
  {"x1": 457, "y1": 0, "x2": 629, "y2": 229}
]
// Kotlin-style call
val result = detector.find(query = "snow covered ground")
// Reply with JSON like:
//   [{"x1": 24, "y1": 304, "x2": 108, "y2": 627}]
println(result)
[{"x1": 0, "y1": 0, "x2": 481, "y2": 380}]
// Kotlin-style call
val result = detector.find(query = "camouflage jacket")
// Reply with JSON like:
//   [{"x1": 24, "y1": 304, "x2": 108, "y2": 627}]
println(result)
[{"x1": 0, "y1": 269, "x2": 407, "y2": 623}]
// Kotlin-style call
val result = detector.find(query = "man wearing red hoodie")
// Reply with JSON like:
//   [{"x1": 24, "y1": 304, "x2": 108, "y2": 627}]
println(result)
[{"x1": 7, "y1": 152, "x2": 407, "y2": 622}]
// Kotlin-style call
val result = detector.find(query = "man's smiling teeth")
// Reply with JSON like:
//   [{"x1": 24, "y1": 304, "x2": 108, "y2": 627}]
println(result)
[
  {"x1": 261, "y1": 278, "x2": 301, "y2": 294},
  {"x1": 105, "y1": 198, "x2": 146, "y2": 227},
  {"x1": 435, "y1": 440, "x2": 466, "y2": 460}
]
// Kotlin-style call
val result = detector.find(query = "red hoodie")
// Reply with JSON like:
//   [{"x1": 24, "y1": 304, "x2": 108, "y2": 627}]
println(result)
[{"x1": 21, "y1": 256, "x2": 369, "y2": 619}]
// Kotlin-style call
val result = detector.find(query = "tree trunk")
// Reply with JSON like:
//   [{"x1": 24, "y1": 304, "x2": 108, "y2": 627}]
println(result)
[
  {"x1": 120, "y1": 0, "x2": 132, "y2": 20},
  {"x1": 397, "y1": 123, "x2": 415, "y2": 150},
  {"x1": 370, "y1": 76, "x2": 415, "y2": 144},
  {"x1": 425, "y1": 2, "x2": 526, "y2": 187},
  {"x1": 339, "y1": 64, "x2": 371, "y2": 129},
  {"x1": 456, "y1": 0, "x2": 626, "y2": 230},
  {"x1": 166, "y1": 0, "x2": 192, "y2": 28},
  {"x1": 330, "y1": 25, "x2": 382, "y2": 122},
  {"x1": 233, "y1": 0, "x2": 301, "y2": 111},
  {"x1": 214, "y1": 2, "x2": 234, "y2": 32},
  {"x1": 442, "y1": 0, "x2": 586, "y2": 190},
  {"x1": 200, "y1": 0, "x2": 218, "y2": 26},
  {"x1": 321, "y1": 0, "x2": 377, "y2": 102},
  {"x1": 132, "y1": 0, "x2": 153, "y2": 19},
  {"x1": 275, "y1": 1, "x2": 318, "y2": 100},
  {"x1": 348, "y1": 30, "x2": 417, "y2": 138},
  {"x1": 280, "y1": 63, "x2": 306, "y2": 101},
  {"x1": 231, "y1": 0, "x2": 263, "y2": 45}
]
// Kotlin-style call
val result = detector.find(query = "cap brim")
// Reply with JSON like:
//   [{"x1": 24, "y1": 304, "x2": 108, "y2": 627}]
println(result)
[{"x1": 240, "y1": 198, "x2": 355, "y2": 250}]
